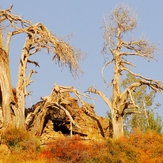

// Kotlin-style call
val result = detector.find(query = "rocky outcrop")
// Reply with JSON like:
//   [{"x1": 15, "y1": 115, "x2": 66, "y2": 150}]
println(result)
[
  {"x1": 23, "y1": 84, "x2": 112, "y2": 143},
  {"x1": 40, "y1": 120, "x2": 65, "y2": 144},
  {"x1": 32, "y1": 95, "x2": 111, "y2": 144}
]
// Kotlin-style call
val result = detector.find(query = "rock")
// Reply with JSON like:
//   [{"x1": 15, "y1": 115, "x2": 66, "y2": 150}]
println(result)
[
  {"x1": 26, "y1": 91, "x2": 112, "y2": 143},
  {"x1": 40, "y1": 96, "x2": 111, "y2": 142},
  {"x1": 40, "y1": 120, "x2": 65, "y2": 144}
]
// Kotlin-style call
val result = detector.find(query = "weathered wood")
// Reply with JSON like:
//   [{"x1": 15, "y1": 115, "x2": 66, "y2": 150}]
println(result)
[
  {"x1": 0, "y1": 6, "x2": 84, "y2": 129},
  {"x1": 88, "y1": 5, "x2": 163, "y2": 139},
  {"x1": 0, "y1": 30, "x2": 15, "y2": 126}
]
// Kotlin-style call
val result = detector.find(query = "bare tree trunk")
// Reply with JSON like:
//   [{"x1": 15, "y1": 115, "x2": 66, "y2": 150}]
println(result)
[
  {"x1": 0, "y1": 30, "x2": 14, "y2": 127},
  {"x1": 111, "y1": 44, "x2": 123, "y2": 138},
  {"x1": 16, "y1": 37, "x2": 31, "y2": 128},
  {"x1": 111, "y1": 111, "x2": 124, "y2": 139}
]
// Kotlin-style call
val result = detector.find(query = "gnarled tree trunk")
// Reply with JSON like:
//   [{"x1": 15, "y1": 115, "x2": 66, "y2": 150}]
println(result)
[
  {"x1": 0, "y1": 6, "x2": 84, "y2": 131},
  {"x1": 0, "y1": 30, "x2": 14, "y2": 127},
  {"x1": 15, "y1": 37, "x2": 31, "y2": 128}
]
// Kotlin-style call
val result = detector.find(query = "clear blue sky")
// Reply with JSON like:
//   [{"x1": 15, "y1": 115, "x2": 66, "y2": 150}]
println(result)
[{"x1": 1, "y1": 1, "x2": 163, "y2": 117}]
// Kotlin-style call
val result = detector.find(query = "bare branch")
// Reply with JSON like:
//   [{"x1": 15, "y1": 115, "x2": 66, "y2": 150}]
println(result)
[
  {"x1": 120, "y1": 58, "x2": 136, "y2": 68},
  {"x1": 124, "y1": 110, "x2": 142, "y2": 115},
  {"x1": 26, "y1": 70, "x2": 37, "y2": 87},
  {"x1": 27, "y1": 60, "x2": 40, "y2": 67},
  {"x1": 51, "y1": 102, "x2": 81, "y2": 129},
  {"x1": 87, "y1": 85, "x2": 112, "y2": 110},
  {"x1": 119, "y1": 78, "x2": 163, "y2": 115},
  {"x1": 29, "y1": 48, "x2": 41, "y2": 56},
  {"x1": 121, "y1": 39, "x2": 157, "y2": 61},
  {"x1": 102, "y1": 17, "x2": 116, "y2": 52},
  {"x1": 111, "y1": 4, "x2": 137, "y2": 33},
  {"x1": 50, "y1": 84, "x2": 96, "y2": 117},
  {"x1": 5, "y1": 32, "x2": 12, "y2": 56},
  {"x1": 121, "y1": 66, "x2": 163, "y2": 90},
  {"x1": 128, "y1": 89, "x2": 137, "y2": 108},
  {"x1": 102, "y1": 59, "x2": 114, "y2": 85},
  {"x1": 102, "y1": 4, "x2": 137, "y2": 54},
  {"x1": 1, "y1": 7, "x2": 85, "y2": 77}
]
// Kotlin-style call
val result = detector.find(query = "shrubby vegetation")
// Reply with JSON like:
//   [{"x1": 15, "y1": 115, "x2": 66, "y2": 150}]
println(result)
[
  {"x1": 0, "y1": 127, "x2": 41, "y2": 162},
  {"x1": 0, "y1": 128, "x2": 163, "y2": 163}
]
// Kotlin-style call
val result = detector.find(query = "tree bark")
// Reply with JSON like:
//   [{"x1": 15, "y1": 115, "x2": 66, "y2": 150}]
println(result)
[
  {"x1": 16, "y1": 37, "x2": 31, "y2": 128},
  {"x1": 0, "y1": 30, "x2": 14, "y2": 127},
  {"x1": 111, "y1": 112, "x2": 124, "y2": 139},
  {"x1": 111, "y1": 37, "x2": 123, "y2": 138}
]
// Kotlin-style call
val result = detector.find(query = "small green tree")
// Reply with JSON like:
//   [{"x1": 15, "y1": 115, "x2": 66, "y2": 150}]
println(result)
[{"x1": 122, "y1": 73, "x2": 163, "y2": 134}]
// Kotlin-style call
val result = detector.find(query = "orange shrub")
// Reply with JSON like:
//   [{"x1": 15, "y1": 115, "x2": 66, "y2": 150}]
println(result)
[
  {"x1": 115, "y1": 129, "x2": 163, "y2": 163},
  {"x1": 41, "y1": 135, "x2": 91, "y2": 163},
  {"x1": 1, "y1": 128, "x2": 163, "y2": 163},
  {"x1": 41, "y1": 137, "x2": 119, "y2": 163}
]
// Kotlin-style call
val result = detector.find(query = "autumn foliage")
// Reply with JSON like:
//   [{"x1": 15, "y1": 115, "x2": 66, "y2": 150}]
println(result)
[
  {"x1": 0, "y1": 127, "x2": 41, "y2": 163},
  {"x1": 40, "y1": 129, "x2": 163, "y2": 163},
  {"x1": 115, "y1": 129, "x2": 163, "y2": 163},
  {"x1": 40, "y1": 135, "x2": 91, "y2": 163},
  {"x1": 0, "y1": 128, "x2": 163, "y2": 162}
]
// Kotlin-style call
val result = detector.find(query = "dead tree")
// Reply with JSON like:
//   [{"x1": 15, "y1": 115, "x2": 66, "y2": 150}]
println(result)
[
  {"x1": 0, "y1": 5, "x2": 84, "y2": 128},
  {"x1": 87, "y1": 5, "x2": 163, "y2": 139}
]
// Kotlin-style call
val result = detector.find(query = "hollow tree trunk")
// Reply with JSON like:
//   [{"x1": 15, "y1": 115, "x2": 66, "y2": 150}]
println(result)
[{"x1": 0, "y1": 30, "x2": 14, "y2": 127}]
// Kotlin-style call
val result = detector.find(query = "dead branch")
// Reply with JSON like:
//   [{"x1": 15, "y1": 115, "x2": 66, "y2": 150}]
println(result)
[
  {"x1": 102, "y1": 17, "x2": 116, "y2": 52},
  {"x1": 120, "y1": 82, "x2": 142, "y2": 103},
  {"x1": 86, "y1": 85, "x2": 112, "y2": 110},
  {"x1": 51, "y1": 84, "x2": 97, "y2": 117},
  {"x1": 102, "y1": 59, "x2": 114, "y2": 86},
  {"x1": 121, "y1": 67, "x2": 163, "y2": 92},
  {"x1": 128, "y1": 89, "x2": 138, "y2": 108},
  {"x1": 141, "y1": 79, "x2": 163, "y2": 92},
  {"x1": 0, "y1": 6, "x2": 86, "y2": 128},
  {"x1": 27, "y1": 60, "x2": 40, "y2": 67},
  {"x1": 120, "y1": 58, "x2": 136, "y2": 68},
  {"x1": 1, "y1": 6, "x2": 85, "y2": 77},
  {"x1": 121, "y1": 39, "x2": 157, "y2": 61},
  {"x1": 119, "y1": 78, "x2": 163, "y2": 115},
  {"x1": 111, "y1": 4, "x2": 137, "y2": 33},
  {"x1": 6, "y1": 32, "x2": 12, "y2": 56},
  {"x1": 124, "y1": 110, "x2": 142, "y2": 115},
  {"x1": 102, "y1": 5, "x2": 137, "y2": 54},
  {"x1": 50, "y1": 102, "x2": 81, "y2": 129},
  {"x1": 26, "y1": 70, "x2": 37, "y2": 87}
]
